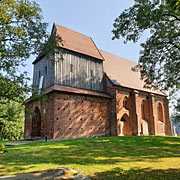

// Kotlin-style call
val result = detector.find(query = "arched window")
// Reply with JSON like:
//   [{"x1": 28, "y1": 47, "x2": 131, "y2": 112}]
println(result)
[
  {"x1": 157, "y1": 103, "x2": 163, "y2": 122},
  {"x1": 141, "y1": 100, "x2": 146, "y2": 119},
  {"x1": 123, "y1": 97, "x2": 128, "y2": 109}
]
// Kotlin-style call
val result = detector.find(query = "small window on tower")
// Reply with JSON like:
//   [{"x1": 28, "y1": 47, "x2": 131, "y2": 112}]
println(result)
[
  {"x1": 91, "y1": 70, "x2": 93, "y2": 77},
  {"x1": 39, "y1": 76, "x2": 44, "y2": 89},
  {"x1": 70, "y1": 64, "x2": 73, "y2": 72},
  {"x1": 45, "y1": 66, "x2": 47, "y2": 75}
]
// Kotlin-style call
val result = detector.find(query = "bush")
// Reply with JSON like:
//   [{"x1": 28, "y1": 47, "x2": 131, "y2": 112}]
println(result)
[
  {"x1": 0, "y1": 143, "x2": 5, "y2": 152},
  {"x1": 0, "y1": 120, "x2": 24, "y2": 140},
  {"x1": 0, "y1": 101, "x2": 24, "y2": 140}
]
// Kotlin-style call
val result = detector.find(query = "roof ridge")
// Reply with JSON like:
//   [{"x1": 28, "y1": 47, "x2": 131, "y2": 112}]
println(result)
[{"x1": 55, "y1": 23, "x2": 91, "y2": 39}]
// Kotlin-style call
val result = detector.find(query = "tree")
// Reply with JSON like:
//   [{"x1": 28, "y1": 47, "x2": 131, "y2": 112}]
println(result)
[
  {"x1": 0, "y1": 0, "x2": 60, "y2": 104},
  {"x1": 112, "y1": 0, "x2": 180, "y2": 95},
  {"x1": 167, "y1": 0, "x2": 180, "y2": 11},
  {"x1": 0, "y1": 0, "x2": 61, "y2": 139}
]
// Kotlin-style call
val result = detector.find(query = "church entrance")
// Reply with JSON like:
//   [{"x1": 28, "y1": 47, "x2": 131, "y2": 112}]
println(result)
[
  {"x1": 119, "y1": 114, "x2": 132, "y2": 136},
  {"x1": 31, "y1": 107, "x2": 41, "y2": 138}
]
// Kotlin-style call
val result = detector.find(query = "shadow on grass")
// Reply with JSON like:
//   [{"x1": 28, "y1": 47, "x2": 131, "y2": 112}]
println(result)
[
  {"x1": 0, "y1": 136, "x2": 180, "y2": 176},
  {"x1": 0, "y1": 168, "x2": 84, "y2": 180},
  {"x1": 1, "y1": 167, "x2": 180, "y2": 180},
  {"x1": 89, "y1": 167, "x2": 180, "y2": 180}
]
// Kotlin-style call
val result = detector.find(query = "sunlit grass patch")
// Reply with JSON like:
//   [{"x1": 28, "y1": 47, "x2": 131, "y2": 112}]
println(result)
[{"x1": 0, "y1": 136, "x2": 180, "y2": 179}]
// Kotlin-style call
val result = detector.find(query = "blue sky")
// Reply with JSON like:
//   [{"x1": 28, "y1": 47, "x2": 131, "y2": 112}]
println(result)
[{"x1": 26, "y1": 0, "x2": 147, "y2": 82}]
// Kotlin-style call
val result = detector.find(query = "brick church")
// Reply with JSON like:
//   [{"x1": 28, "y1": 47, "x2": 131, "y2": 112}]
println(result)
[{"x1": 24, "y1": 24, "x2": 172, "y2": 140}]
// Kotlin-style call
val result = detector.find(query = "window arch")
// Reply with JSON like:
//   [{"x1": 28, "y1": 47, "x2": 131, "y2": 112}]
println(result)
[
  {"x1": 157, "y1": 103, "x2": 163, "y2": 122},
  {"x1": 141, "y1": 100, "x2": 146, "y2": 120},
  {"x1": 123, "y1": 97, "x2": 128, "y2": 109}
]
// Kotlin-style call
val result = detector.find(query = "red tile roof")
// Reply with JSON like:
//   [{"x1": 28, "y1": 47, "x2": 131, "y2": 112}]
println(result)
[
  {"x1": 100, "y1": 50, "x2": 166, "y2": 96},
  {"x1": 55, "y1": 24, "x2": 104, "y2": 61}
]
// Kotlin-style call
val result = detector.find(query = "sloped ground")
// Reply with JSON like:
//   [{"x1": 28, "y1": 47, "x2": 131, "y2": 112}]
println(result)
[{"x1": 0, "y1": 136, "x2": 180, "y2": 180}]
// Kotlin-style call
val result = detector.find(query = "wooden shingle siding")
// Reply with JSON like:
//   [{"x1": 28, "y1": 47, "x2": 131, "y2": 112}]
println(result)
[
  {"x1": 54, "y1": 50, "x2": 104, "y2": 92},
  {"x1": 33, "y1": 56, "x2": 55, "y2": 89}
]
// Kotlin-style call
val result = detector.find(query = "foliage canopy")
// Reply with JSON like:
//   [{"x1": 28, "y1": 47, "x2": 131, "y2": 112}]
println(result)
[
  {"x1": 112, "y1": 0, "x2": 180, "y2": 95},
  {"x1": 0, "y1": 0, "x2": 60, "y2": 104},
  {"x1": 0, "y1": 0, "x2": 61, "y2": 139}
]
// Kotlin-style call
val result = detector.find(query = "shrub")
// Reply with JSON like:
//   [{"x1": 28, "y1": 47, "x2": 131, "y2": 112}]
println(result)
[
  {"x1": 0, "y1": 120, "x2": 24, "y2": 140},
  {"x1": 0, "y1": 143, "x2": 5, "y2": 152},
  {"x1": 0, "y1": 101, "x2": 24, "y2": 140}
]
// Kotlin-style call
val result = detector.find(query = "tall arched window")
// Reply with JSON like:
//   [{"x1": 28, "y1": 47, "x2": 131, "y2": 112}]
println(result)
[
  {"x1": 123, "y1": 97, "x2": 128, "y2": 109},
  {"x1": 157, "y1": 103, "x2": 163, "y2": 122},
  {"x1": 141, "y1": 100, "x2": 146, "y2": 119}
]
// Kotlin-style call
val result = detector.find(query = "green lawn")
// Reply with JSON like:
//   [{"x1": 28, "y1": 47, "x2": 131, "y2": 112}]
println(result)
[{"x1": 0, "y1": 136, "x2": 180, "y2": 180}]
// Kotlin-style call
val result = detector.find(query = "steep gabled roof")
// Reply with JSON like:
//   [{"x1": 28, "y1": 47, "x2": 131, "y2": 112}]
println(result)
[
  {"x1": 100, "y1": 50, "x2": 166, "y2": 96},
  {"x1": 54, "y1": 24, "x2": 104, "y2": 61}
]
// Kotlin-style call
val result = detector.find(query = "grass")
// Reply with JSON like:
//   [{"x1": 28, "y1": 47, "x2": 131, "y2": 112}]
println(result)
[{"x1": 0, "y1": 136, "x2": 180, "y2": 179}]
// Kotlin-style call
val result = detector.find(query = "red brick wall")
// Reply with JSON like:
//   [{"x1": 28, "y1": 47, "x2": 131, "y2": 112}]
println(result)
[
  {"x1": 25, "y1": 87, "x2": 172, "y2": 139},
  {"x1": 135, "y1": 93, "x2": 150, "y2": 135},
  {"x1": 53, "y1": 92, "x2": 111, "y2": 139},
  {"x1": 154, "y1": 97, "x2": 172, "y2": 136},
  {"x1": 164, "y1": 98, "x2": 172, "y2": 136},
  {"x1": 107, "y1": 86, "x2": 172, "y2": 136},
  {"x1": 115, "y1": 89, "x2": 132, "y2": 135},
  {"x1": 24, "y1": 94, "x2": 54, "y2": 139},
  {"x1": 107, "y1": 87, "x2": 118, "y2": 136},
  {"x1": 25, "y1": 91, "x2": 111, "y2": 140}
]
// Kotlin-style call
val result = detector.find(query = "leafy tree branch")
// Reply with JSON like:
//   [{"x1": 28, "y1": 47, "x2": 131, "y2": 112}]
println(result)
[{"x1": 112, "y1": 0, "x2": 180, "y2": 95}]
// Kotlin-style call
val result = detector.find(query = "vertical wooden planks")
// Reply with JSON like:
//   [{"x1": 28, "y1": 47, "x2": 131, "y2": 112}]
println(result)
[
  {"x1": 33, "y1": 50, "x2": 104, "y2": 92},
  {"x1": 33, "y1": 56, "x2": 55, "y2": 89}
]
